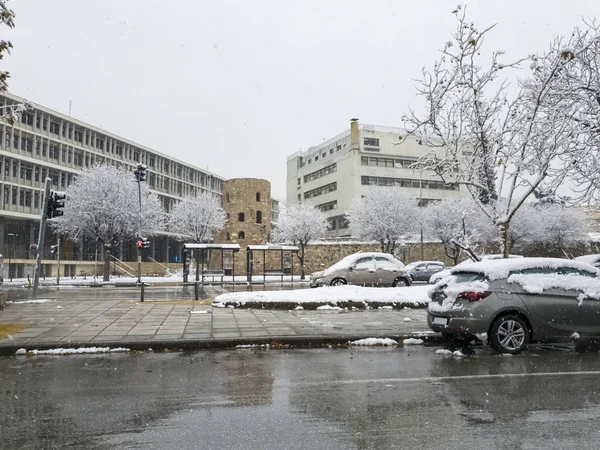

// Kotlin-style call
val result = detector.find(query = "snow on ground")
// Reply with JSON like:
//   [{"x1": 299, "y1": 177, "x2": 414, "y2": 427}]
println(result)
[
  {"x1": 0, "y1": 274, "x2": 307, "y2": 288},
  {"x1": 348, "y1": 338, "x2": 398, "y2": 346},
  {"x1": 213, "y1": 285, "x2": 431, "y2": 307},
  {"x1": 7, "y1": 299, "x2": 53, "y2": 304},
  {"x1": 403, "y1": 338, "x2": 424, "y2": 345},
  {"x1": 15, "y1": 347, "x2": 130, "y2": 356},
  {"x1": 316, "y1": 305, "x2": 343, "y2": 311}
]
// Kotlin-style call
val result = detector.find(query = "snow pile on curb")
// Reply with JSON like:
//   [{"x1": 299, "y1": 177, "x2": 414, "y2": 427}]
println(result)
[
  {"x1": 348, "y1": 338, "x2": 398, "y2": 346},
  {"x1": 15, "y1": 347, "x2": 131, "y2": 356},
  {"x1": 214, "y1": 285, "x2": 431, "y2": 308},
  {"x1": 403, "y1": 338, "x2": 424, "y2": 345},
  {"x1": 7, "y1": 299, "x2": 54, "y2": 304}
]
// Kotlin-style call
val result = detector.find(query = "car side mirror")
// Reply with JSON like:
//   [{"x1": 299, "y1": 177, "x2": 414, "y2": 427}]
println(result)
[{"x1": 349, "y1": 265, "x2": 355, "y2": 271}]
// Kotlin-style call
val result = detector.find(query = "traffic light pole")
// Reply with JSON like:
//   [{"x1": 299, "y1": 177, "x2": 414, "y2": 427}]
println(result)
[
  {"x1": 137, "y1": 180, "x2": 142, "y2": 286},
  {"x1": 33, "y1": 178, "x2": 52, "y2": 300}
]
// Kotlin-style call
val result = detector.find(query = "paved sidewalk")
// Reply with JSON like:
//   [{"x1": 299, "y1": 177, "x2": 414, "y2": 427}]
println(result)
[{"x1": 0, "y1": 298, "x2": 439, "y2": 354}]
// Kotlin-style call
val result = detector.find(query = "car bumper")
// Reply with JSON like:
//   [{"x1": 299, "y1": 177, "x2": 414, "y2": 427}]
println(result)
[
  {"x1": 310, "y1": 278, "x2": 325, "y2": 288},
  {"x1": 427, "y1": 313, "x2": 490, "y2": 336}
]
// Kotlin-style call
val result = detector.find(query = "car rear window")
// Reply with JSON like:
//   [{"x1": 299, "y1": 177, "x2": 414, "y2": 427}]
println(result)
[{"x1": 452, "y1": 272, "x2": 486, "y2": 283}]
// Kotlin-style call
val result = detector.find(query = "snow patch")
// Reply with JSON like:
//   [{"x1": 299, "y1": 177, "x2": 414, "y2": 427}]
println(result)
[
  {"x1": 403, "y1": 338, "x2": 424, "y2": 345},
  {"x1": 15, "y1": 347, "x2": 130, "y2": 356},
  {"x1": 294, "y1": 306, "x2": 304, "y2": 311},
  {"x1": 403, "y1": 317, "x2": 412, "y2": 322},
  {"x1": 348, "y1": 338, "x2": 398, "y2": 346},
  {"x1": 190, "y1": 310, "x2": 209, "y2": 314},
  {"x1": 8, "y1": 299, "x2": 53, "y2": 304},
  {"x1": 571, "y1": 332, "x2": 580, "y2": 340},
  {"x1": 436, "y1": 349, "x2": 453, "y2": 355},
  {"x1": 317, "y1": 305, "x2": 343, "y2": 311}
]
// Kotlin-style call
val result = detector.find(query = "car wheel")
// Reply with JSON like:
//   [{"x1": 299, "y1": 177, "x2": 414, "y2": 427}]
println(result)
[
  {"x1": 330, "y1": 278, "x2": 346, "y2": 286},
  {"x1": 392, "y1": 278, "x2": 409, "y2": 287},
  {"x1": 489, "y1": 314, "x2": 529, "y2": 355}
]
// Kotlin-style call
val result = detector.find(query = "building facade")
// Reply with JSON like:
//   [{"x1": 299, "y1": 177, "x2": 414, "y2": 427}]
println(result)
[
  {"x1": 286, "y1": 119, "x2": 467, "y2": 236},
  {"x1": 0, "y1": 92, "x2": 228, "y2": 279}
]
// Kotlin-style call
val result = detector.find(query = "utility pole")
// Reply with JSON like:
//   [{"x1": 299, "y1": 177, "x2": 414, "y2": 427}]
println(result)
[
  {"x1": 33, "y1": 178, "x2": 52, "y2": 299},
  {"x1": 133, "y1": 164, "x2": 147, "y2": 301},
  {"x1": 419, "y1": 173, "x2": 424, "y2": 260}
]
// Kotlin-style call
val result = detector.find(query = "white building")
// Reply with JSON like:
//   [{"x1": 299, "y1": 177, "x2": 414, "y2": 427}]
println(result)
[{"x1": 286, "y1": 119, "x2": 467, "y2": 236}]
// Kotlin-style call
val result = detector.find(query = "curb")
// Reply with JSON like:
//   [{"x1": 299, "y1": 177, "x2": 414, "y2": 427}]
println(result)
[
  {"x1": 213, "y1": 301, "x2": 429, "y2": 310},
  {"x1": 0, "y1": 333, "x2": 445, "y2": 356}
]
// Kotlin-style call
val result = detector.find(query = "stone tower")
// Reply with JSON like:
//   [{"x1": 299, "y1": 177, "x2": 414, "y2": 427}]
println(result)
[
  {"x1": 214, "y1": 178, "x2": 272, "y2": 276},
  {"x1": 216, "y1": 178, "x2": 272, "y2": 245}
]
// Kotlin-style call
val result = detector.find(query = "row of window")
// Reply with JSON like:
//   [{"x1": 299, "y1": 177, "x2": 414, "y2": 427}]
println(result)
[
  {"x1": 361, "y1": 176, "x2": 459, "y2": 190},
  {"x1": 303, "y1": 163, "x2": 337, "y2": 183},
  {"x1": 327, "y1": 216, "x2": 349, "y2": 230},
  {"x1": 2, "y1": 98, "x2": 225, "y2": 192},
  {"x1": 225, "y1": 192, "x2": 264, "y2": 203},
  {"x1": 300, "y1": 144, "x2": 345, "y2": 167},
  {"x1": 233, "y1": 211, "x2": 263, "y2": 224},
  {"x1": 304, "y1": 182, "x2": 337, "y2": 200},
  {"x1": 317, "y1": 200, "x2": 337, "y2": 212},
  {"x1": 361, "y1": 156, "x2": 418, "y2": 168}
]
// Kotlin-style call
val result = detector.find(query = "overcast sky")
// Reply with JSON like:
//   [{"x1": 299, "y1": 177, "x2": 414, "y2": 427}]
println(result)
[{"x1": 5, "y1": 0, "x2": 599, "y2": 199}]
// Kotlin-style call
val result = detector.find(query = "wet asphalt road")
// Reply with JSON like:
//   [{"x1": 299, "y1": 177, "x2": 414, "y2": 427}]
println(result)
[{"x1": 2, "y1": 345, "x2": 600, "y2": 449}]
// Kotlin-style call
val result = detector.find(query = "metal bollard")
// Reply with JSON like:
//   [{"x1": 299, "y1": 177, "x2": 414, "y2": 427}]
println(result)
[
  {"x1": 194, "y1": 281, "x2": 199, "y2": 301},
  {"x1": 140, "y1": 283, "x2": 145, "y2": 302}
]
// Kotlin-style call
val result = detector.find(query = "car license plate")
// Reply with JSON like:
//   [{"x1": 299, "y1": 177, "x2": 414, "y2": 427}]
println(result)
[{"x1": 431, "y1": 316, "x2": 448, "y2": 326}]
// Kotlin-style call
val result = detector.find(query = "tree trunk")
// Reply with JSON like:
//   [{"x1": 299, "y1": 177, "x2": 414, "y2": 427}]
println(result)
[
  {"x1": 103, "y1": 246, "x2": 111, "y2": 282},
  {"x1": 500, "y1": 222, "x2": 510, "y2": 258},
  {"x1": 299, "y1": 245, "x2": 306, "y2": 280}
]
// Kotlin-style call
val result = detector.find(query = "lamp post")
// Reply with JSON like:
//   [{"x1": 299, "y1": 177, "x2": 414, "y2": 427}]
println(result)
[{"x1": 419, "y1": 172, "x2": 424, "y2": 260}]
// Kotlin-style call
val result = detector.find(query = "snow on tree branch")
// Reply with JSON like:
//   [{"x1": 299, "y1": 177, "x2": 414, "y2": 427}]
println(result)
[
  {"x1": 51, "y1": 164, "x2": 164, "y2": 248},
  {"x1": 347, "y1": 187, "x2": 421, "y2": 255},
  {"x1": 403, "y1": 6, "x2": 600, "y2": 257},
  {"x1": 168, "y1": 193, "x2": 226, "y2": 243}
]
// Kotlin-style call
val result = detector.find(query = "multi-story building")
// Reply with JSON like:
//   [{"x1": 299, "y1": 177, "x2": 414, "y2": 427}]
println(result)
[
  {"x1": 286, "y1": 119, "x2": 467, "y2": 236},
  {"x1": 0, "y1": 92, "x2": 230, "y2": 278}
]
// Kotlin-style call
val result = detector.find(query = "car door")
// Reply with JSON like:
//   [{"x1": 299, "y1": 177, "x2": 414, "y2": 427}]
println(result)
[
  {"x1": 374, "y1": 256, "x2": 402, "y2": 286},
  {"x1": 410, "y1": 264, "x2": 426, "y2": 282},
  {"x1": 563, "y1": 268, "x2": 600, "y2": 336},
  {"x1": 425, "y1": 264, "x2": 444, "y2": 281},
  {"x1": 510, "y1": 268, "x2": 581, "y2": 338},
  {"x1": 346, "y1": 256, "x2": 375, "y2": 286}
]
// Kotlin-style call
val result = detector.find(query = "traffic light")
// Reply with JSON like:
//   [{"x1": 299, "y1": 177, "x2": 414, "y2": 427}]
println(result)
[
  {"x1": 46, "y1": 190, "x2": 66, "y2": 219},
  {"x1": 136, "y1": 237, "x2": 150, "y2": 250},
  {"x1": 50, "y1": 245, "x2": 58, "y2": 255},
  {"x1": 134, "y1": 164, "x2": 147, "y2": 182}
]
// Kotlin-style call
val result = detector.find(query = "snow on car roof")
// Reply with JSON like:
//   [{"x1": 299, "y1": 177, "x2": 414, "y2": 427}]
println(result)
[
  {"x1": 323, "y1": 252, "x2": 400, "y2": 276},
  {"x1": 450, "y1": 257, "x2": 600, "y2": 281},
  {"x1": 575, "y1": 254, "x2": 600, "y2": 265}
]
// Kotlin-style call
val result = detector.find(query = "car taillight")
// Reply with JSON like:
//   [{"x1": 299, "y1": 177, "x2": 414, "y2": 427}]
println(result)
[{"x1": 457, "y1": 291, "x2": 491, "y2": 302}]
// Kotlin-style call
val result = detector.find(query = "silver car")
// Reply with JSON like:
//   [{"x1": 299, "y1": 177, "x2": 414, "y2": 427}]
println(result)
[
  {"x1": 427, "y1": 257, "x2": 600, "y2": 354},
  {"x1": 310, "y1": 252, "x2": 412, "y2": 288}
]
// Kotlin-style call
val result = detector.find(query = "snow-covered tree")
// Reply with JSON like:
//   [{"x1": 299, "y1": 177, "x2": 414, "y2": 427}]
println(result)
[
  {"x1": 422, "y1": 198, "x2": 493, "y2": 264},
  {"x1": 347, "y1": 187, "x2": 421, "y2": 255},
  {"x1": 403, "y1": 6, "x2": 600, "y2": 258},
  {"x1": 52, "y1": 164, "x2": 164, "y2": 281},
  {"x1": 0, "y1": 1, "x2": 29, "y2": 123},
  {"x1": 273, "y1": 202, "x2": 328, "y2": 280},
  {"x1": 168, "y1": 193, "x2": 226, "y2": 243}
]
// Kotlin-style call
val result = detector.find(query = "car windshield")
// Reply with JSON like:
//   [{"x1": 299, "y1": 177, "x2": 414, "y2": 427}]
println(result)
[{"x1": 451, "y1": 272, "x2": 487, "y2": 283}]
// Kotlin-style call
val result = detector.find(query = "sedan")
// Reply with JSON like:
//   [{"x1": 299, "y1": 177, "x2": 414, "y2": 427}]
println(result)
[
  {"x1": 427, "y1": 257, "x2": 600, "y2": 354},
  {"x1": 310, "y1": 252, "x2": 412, "y2": 287},
  {"x1": 405, "y1": 261, "x2": 445, "y2": 283}
]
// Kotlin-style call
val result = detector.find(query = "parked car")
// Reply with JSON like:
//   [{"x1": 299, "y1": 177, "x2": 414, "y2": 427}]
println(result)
[
  {"x1": 405, "y1": 261, "x2": 445, "y2": 283},
  {"x1": 429, "y1": 254, "x2": 524, "y2": 284},
  {"x1": 575, "y1": 254, "x2": 600, "y2": 269},
  {"x1": 427, "y1": 257, "x2": 600, "y2": 354},
  {"x1": 310, "y1": 252, "x2": 412, "y2": 287}
]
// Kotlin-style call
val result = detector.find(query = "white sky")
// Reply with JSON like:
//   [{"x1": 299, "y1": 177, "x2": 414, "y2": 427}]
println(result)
[{"x1": 5, "y1": 0, "x2": 599, "y2": 199}]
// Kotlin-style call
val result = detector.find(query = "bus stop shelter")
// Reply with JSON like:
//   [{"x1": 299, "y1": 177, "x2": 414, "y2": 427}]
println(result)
[
  {"x1": 182, "y1": 243, "x2": 241, "y2": 285},
  {"x1": 246, "y1": 244, "x2": 299, "y2": 283}
]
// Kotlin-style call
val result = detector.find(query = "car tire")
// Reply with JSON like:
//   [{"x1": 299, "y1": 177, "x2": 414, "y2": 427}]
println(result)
[
  {"x1": 330, "y1": 278, "x2": 346, "y2": 286},
  {"x1": 489, "y1": 314, "x2": 529, "y2": 355},
  {"x1": 392, "y1": 278, "x2": 409, "y2": 287}
]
